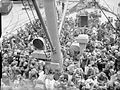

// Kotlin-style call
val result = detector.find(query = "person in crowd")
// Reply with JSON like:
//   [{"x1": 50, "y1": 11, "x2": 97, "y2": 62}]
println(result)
[{"x1": 1, "y1": 12, "x2": 120, "y2": 90}]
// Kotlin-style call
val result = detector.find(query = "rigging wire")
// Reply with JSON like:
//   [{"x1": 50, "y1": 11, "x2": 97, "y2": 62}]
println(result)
[
  {"x1": 94, "y1": 0, "x2": 115, "y2": 30},
  {"x1": 102, "y1": 0, "x2": 120, "y2": 22},
  {"x1": 21, "y1": 0, "x2": 38, "y2": 33},
  {"x1": 4, "y1": 7, "x2": 21, "y2": 37},
  {"x1": 21, "y1": 0, "x2": 51, "y2": 58},
  {"x1": 9, "y1": 7, "x2": 20, "y2": 35},
  {"x1": 27, "y1": 0, "x2": 53, "y2": 56},
  {"x1": 21, "y1": 0, "x2": 34, "y2": 27},
  {"x1": 26, "y1": 0, "x2": 37, "y2": 21},
  {"x1": 26, "y1": 0, "x2": 47, "y2": 35},
  {"x1": 103, "y1": 0, "x2": 113, "y2": 12},
  {"x1": 3, "y1": 9, "x2": 14, "y2": 33},
  {"x1": 27, "y1": 0, "x2": 44, "y2": 31}
]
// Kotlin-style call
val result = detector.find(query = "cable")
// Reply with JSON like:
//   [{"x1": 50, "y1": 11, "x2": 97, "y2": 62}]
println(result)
[
  {"x1": 3, "y1": 5, "x2": 24, "y2": 37},
  {"x1": 3, "y1": 8, "x2": 14, "y2": 33},
  {"x1": 21, "y1": 0, "x2": 34, "y2": 26},
  {"x1": 94, "y1": 0, "x2": 115, "y2": 30},
  {"x1": 26, "y1": 0, "x2": 36, "y2": 21},
  {"x1": 21, "y1": 0, "x2": 39, "y2": 34},
  {"x1": 27, "y1": 0, "x2": 45, "y2": 34},
  {"x1": 22, "y1": 0, "x2": 54, "y2": 54},
  {"x1": 103, "y1": 0, "x2": 113, "y2": 12},
  {"x1": 10, "y1": 7, "x2": 20, "y2": 35},
  {"x1": 26, "y1": 0, "x2": 41, "y2": 34},
  {"x1": 102, "y1": 0, "x2": 120, "y2": 22}
]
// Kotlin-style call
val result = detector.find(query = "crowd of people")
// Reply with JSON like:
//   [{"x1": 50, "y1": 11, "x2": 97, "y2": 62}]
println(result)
[{"x1": 1, "y1": 8, "x2": 120, "y2": 90}]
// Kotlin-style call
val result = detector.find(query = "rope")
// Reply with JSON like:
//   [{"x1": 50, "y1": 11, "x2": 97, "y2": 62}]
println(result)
[
  {"x1": 94, "y1": 0, "x2": 115, "y2": 30},
  {"x1": 21, "y1": 0, "x2": 34, "y2": 28},
  {"x1": 21, "y1": 0, "x2": 39, "y2": 35},
  {"x1": 26, "y1": 0, "x2": 37, "y2": 21},
  {"x1": 102, "y1": 0, "x2": 120, "y2": 22}
]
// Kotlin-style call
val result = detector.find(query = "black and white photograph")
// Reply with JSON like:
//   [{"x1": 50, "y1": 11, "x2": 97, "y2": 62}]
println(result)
[{"x1": 1, "y1": 0, "x2": 120, "y2": 90}]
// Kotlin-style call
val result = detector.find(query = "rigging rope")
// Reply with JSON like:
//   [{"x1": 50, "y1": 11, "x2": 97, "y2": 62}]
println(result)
[
  {"x1": 94, "y1": 0, "x2": 115, "y2": 30},
  {"x1": 26, "y1": 0, "x2": 50, "y2": 45},
  {"x1": 26, "y1": 0, "x2": 37, "y2": 21},
  {"x1": 21, "y1": 0, "x2": 39, "y2": 34},
  {"x1": 102, "y1": 0, "x2": 120, "y2": 22},
  {"x1": 21, "y1": 0, "x2": 52, "y2": 58},
  {"x1": 21, "y1": 0, "x2": 34, "y2": 28}
]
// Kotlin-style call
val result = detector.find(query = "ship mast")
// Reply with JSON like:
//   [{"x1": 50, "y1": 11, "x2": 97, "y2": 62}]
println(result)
[{"x1": 32, "y1": 0, "x2": 63, "y2": 71}]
